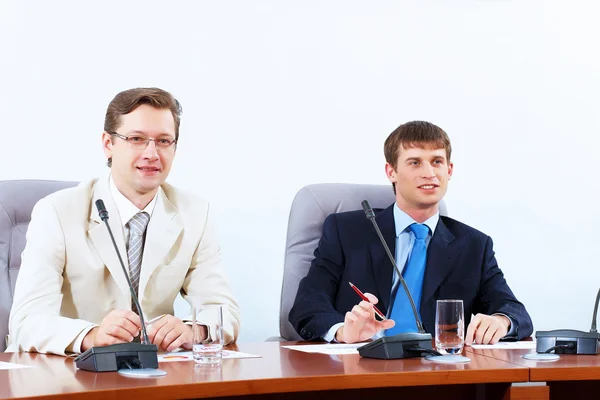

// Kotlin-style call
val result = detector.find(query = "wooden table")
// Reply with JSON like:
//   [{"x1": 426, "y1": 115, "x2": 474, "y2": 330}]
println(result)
[
  {"x1": 466, "y1": 346, "x2": 600, "y2": 400},
  {"x1": 0, "y1": 342, "x2": 533, "y2": 400}
]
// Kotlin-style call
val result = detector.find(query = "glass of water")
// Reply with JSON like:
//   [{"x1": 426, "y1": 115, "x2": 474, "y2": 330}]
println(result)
[
  {"x1": 435, "y1": 299, "x2": 464, "y2": 355},
  {"x1": 192, "y1": 304, "x2": 225, "y2": 364}
]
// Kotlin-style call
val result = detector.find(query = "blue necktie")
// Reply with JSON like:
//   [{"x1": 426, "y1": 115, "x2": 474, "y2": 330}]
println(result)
[{"x1": 387, "y1": 223, "x2": 430, "y2": 336}]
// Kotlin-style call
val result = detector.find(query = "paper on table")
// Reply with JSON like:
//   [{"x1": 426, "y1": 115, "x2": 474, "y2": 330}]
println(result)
[
  {"x1": 158, "y1": 349, "x2": 262, "y2": 362},
  {"x1": 470, "y1": 341, "x2": 537, "y2": 350},
  {"x1": 282, "y1": 343, "x2": 366, "y2": 355},
  {"x1": 0, "y1": 361, "x2": 32, "y2": 370}
]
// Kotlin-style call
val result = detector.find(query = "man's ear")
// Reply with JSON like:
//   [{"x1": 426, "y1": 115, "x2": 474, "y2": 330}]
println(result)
[
  {"x1": 102, "y1": 131, "x2": 113, "y2": 159},
  {"x1": 385, "y1": 163, "x2": 396, "y2": 183}
]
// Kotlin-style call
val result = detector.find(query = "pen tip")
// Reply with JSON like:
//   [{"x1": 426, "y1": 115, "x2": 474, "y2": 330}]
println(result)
[{"x1": 348, "y1": 281, "x2": 354, "y2": 287}]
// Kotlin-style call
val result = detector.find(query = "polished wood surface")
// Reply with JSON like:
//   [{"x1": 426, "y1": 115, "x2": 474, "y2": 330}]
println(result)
[
  {"x1": 465, "y1": 345, "x2": 600, "y2": 400},
  {"x1": 465, "y1": 346, "x2": 600, "y2": 381},
  {"x1": 503, "y1": 385, "x2": 549, "y2": 400},
  {"x1": 0, "y1": 342, "x2": 530, "y2": 399}
]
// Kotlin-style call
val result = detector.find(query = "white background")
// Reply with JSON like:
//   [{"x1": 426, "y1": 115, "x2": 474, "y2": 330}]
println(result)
[{"x1": 1, "y1": 0, "x2": 600, "y2": 342}]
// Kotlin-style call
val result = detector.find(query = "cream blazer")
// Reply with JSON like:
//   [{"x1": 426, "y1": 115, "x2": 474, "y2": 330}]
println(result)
[{"x1": 7, "y1": 177, "x2": 240, "y2": 355}]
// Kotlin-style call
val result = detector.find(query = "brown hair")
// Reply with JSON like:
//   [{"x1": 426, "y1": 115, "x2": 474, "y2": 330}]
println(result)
[
  {"x1": 104, "y1": 87, "x2": 182, "y2": 167},
  {"x1": 384, "y1": 121, "x2": 452, "y2": 192}
]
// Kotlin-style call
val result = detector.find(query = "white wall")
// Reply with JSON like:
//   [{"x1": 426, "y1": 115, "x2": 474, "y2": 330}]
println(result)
[{"x1": 2, "y1": 0, "x2": 600, "y2": 342}]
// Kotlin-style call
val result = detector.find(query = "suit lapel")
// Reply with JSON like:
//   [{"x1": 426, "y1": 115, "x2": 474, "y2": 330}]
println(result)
[
  {"x1": 88, "y1": 178, "x2": 131, "y2": 298},
  {"x1": 137, "y1": 189, "x2": 183, "y2": 298},
  {"x1": 369, "y1": 204, "x2": 396, "y2": 314},
  {"x1": 421, "y1": 217, "x2": 458, "y2": 308}
]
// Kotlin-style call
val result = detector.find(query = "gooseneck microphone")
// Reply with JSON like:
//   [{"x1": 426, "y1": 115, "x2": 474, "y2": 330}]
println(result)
[
  {"x1": 95, "y1": 199, "x2": 150, "y2": 344},
  {"x1": 536, "y1": 285, "x2": 600, "y2": 355},
  {"x1": 74, "y1": 200, "x2": 162, "y2": 375},
  {"x1": 356, "y1": 200, "x2": 439, "y2": 360},
  {"x1": 591, "y1": 287, "x2": 600, "y2": 333},
  {"x1": 361, "y1": 200, "x2": 425, "y2": 334}
]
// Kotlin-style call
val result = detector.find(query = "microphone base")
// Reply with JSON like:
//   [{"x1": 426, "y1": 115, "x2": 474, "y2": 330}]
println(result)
[
  {"x1": 358, "y1": 332, "x2": 434, "y2": 359},
  {"x1": 536, "y1": 329, "x2": 600, "y2": 355},
  {"x1": 74, "y1": 342, "x2": 159, "y2": 372},
  {"x1": 118, "y1": 368, "x2": 167, "y2": 378}
]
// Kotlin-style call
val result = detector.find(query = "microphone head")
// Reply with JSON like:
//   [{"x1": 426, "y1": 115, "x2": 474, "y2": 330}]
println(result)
[
  {"x1": 95, "y1": 199, "x2": 109, "y2": 221},
  {"x1": 361, "y1": 200, "x2": 376, "y2": 220}
]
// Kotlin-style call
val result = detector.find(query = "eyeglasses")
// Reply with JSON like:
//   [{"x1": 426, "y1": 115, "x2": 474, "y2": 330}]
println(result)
[{"x1": 109, "y1": 132, "x2": 177, "y2": 150}]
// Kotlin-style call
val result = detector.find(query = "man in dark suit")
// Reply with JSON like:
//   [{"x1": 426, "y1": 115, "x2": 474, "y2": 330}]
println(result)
[{"x1": 289, "y1": 121, "x2": 533, "y2": 344}]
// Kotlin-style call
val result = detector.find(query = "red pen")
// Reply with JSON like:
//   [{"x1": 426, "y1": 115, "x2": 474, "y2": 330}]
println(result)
[{"x1": 348, "y1": 282, "x2": 387, "y2": 321}]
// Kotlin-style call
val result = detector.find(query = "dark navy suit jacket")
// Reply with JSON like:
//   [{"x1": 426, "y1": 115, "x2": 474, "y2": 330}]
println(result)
[{"x1": 289, "y1": 204, "x2": 533, "y2": 341}]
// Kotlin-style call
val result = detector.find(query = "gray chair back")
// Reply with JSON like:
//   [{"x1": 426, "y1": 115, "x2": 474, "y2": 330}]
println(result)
[
  {"x1": 0, "y1": 180, "x2": 78, "y2": 351},
  {"x1": 278, "y1": 183, "x2": 448, "y2": 341}
]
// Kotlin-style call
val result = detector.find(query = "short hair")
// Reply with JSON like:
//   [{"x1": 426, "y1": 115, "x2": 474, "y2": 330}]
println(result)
[
  {"x1": 384, "y1": 121, "x2": 452, "y2": 169},
  {"x1": 104, "y1": 87, "x2": 182, "y2": 167},
  {"x1": 383, "y1": 121, "x2": 452, "y2": 193}
]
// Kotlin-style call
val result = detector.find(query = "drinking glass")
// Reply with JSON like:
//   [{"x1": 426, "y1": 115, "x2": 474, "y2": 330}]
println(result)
[
  {"x1": 192, "y1": 304, "x2": 224, "y2": 364},
  {"x1": 435, "y1": 299, "x2": 464, "y2": 354}
]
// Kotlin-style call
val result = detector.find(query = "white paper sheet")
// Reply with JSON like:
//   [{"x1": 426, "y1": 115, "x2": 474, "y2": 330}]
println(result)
[
  {"x1": 470, "y1": 341, "x2": 537, "y2": 350},
  {"x1": 158, "y1": 350, "x2": 261, "y2": 362},
  {"x1": 282, "y1": 343, "x2": 366, "y2": 355},
  {"x1": 0, "y1": 361, "x2": 32, "y2": 370}
]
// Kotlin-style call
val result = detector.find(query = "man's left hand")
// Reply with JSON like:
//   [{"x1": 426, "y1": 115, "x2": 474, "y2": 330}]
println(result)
[
  {"x1": 465, "y1": 314, "x2": 510, "y2": 345},
  {"x1": 147, "y1": 315, "x2": 193, "y2": 352}
]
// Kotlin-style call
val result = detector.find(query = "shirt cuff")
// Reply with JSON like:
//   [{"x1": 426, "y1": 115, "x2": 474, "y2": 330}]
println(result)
[
  {"x1": 184, "y1": 320, "x2": 211, "y2": 341},
  {"x1": 493, "y1": 313, "x2": 518, "y2": 338},
  {"x1": 322, "y1": 323, "x2": 344, "y2": 343},
  {"x1": 68, "y1": 325, "x2": 97, "y2": 354}
]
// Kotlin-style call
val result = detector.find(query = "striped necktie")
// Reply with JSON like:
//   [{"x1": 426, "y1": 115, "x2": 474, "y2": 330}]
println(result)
[{"x1": 127, "y1": 211, "x2": 150, "y2": 313}]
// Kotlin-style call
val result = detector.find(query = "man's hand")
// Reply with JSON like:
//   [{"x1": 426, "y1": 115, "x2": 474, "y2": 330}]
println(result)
[
  {"x1": 82, "y1": 310, "x2": 141, "y2": 351},
  {"x1": 465, "y1": 314, "x2": 510, "y2": 345},
  {"x1": 335, "y1": 293, "x2": 395, "y2": 343},
  {"x1": 147, "y1": 315, "x2": 195, "y2": 352}
]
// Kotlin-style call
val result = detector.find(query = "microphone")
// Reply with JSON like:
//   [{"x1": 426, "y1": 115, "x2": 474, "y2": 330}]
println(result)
[
  {"x1": 361, "y1": 200, "x2": 425, "y2": 333},
  {"x1": 95, "y1": 199, "x2": 150, "y2": 344},
  {"x1": 74, "y1": 199, "x2": 163, "y2": 376},
  {"x1": 357, "y1": 200, "x2": 439, "y2": 360},
  {"x1": 535, "y1": 287, "x2": 600, "y2": 355}
]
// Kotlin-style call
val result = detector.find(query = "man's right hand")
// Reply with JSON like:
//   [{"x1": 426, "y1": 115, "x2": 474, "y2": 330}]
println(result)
[
  {"x1": 81, "y1": 310, "x2": 142, "y2": 351},
  {"x1": 335, "y1": 293, "x2": 395, "y2": 343}
]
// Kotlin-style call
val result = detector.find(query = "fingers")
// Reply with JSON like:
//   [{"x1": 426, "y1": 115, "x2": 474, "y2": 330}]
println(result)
[
  {"x1": 342, "y1": 298, "x2": 389, "y2": 343},
  {"x1": 378, "y1": 319, "x2": 395, "y2": 330},
  {"x1": 489, "y1": 328, "x2": 505, "y2": 345},
  {"x1": 352, "y1": 302, "x2": 373, "y2": 319},
  {"x1": 150, "y1": 315, "x2": 190, "y2": 351},
  {"x1": 152, "y1": 320, "x2": 173, "y2": 349},
  {"x1": 475, "y1": 322, "x2": 490, "y2": 345},
  {"x1": 113, "y1": 310, "x2": 142, "y2": 329},
  {"x1": 96, "y1": 309, "x2": 144, "y2": 346},
  {"x1": 465, "y1": 315, "x2": 481, "y2": 345},
  {"x1": 465, "y1": 314, "x2": 509, "y2": 345},
  {"x1": 345, "y1": 311, "x2": 358, "y2": 324},
  {"x1": 364, "y1": 293, "x2": 379, "y2": 304},
  {"x1": 147, "y1": 316, "x2": 169, "y2": 344},
  {"x1": 166, "y1": 333, "x2": 187, "y2": 352},
  {"x1": 105, "y1": 324, "x2": 136, "y2": 342},
  {"x1": 118, "y1": 317, "x2": 142, "y2": 338}
]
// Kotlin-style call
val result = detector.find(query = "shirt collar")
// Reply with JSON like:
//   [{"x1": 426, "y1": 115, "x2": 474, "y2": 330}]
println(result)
[
  {"x1": 393, "y1": 203, "x2": 439, "y2": 238},
  {"x1": 109, "y1": 174, "x2": 159, "y2": 229}
]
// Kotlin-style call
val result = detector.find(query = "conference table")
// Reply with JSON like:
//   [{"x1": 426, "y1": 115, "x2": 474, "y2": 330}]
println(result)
[{"x1": 0, "y1": 341, "x2": 597, "y2": 400}]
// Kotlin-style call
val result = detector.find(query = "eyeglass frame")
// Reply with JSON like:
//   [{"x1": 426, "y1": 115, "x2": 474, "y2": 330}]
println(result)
[{"x1": 108, "y1": 131, "x2": 178, "y2": 150}]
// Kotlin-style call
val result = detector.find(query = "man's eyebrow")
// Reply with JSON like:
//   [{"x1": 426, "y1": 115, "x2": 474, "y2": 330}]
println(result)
[{"x1": 127, "y1": 130, "x2": 175, "y2": 137}]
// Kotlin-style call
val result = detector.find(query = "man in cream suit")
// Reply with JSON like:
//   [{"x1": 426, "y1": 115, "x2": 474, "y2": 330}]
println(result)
[{"x1": 7, "y1": 87, "x2": 240, "y2": 355}]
